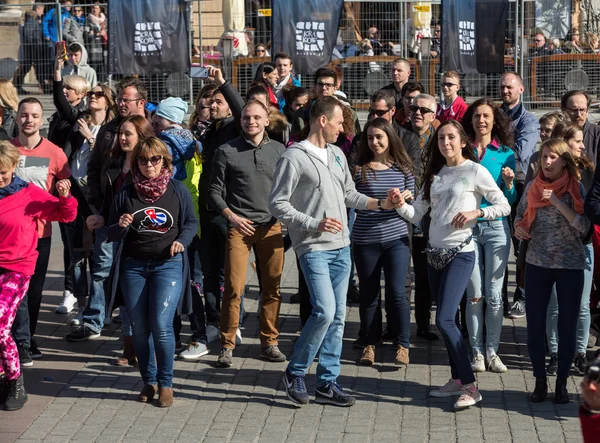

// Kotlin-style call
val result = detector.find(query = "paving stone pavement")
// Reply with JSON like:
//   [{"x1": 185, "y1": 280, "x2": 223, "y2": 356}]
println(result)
[{"x1": 0, "y1": 229, "x2": 593, "y2": 443}]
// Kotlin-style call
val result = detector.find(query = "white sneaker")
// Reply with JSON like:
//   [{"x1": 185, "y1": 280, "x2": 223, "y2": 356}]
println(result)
[
  {"x1": 471, "y1": 352, "x2": 486, "y2": 372},
  {"x1": 236, "y1": 328, "x2": 243, "y2": 345},
  {"x1": 487, "y1": 354, "x2": 508, "y2": 373},
  {"x1": 454, "y1": 385, "x2": 482, "y2": 409},
  {"x1": 430, "y1": 379, "x2": 463, "y2": 397},
  {"x1": 206, "y1": 324, "x2": 220, "y2": 343},
  {"x1": 70, "y1": 309, "x2": 83, "y2": 327},
  {"x1": 179, "y1": 341, "x2": 209, "y2": 361},
  {"x1": 56, "y1": 291, "x2": 76, "y2": 314}
]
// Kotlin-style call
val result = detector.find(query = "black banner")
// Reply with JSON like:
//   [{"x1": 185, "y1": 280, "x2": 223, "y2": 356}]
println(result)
[
  {"x1": 272, "y1": 0, "x2": 344, "y2": 75},
  {"x1": 108, "y1": 0, "x2": 189, "y2": 75},
  {"x1": 441, "y1": 0, "x2": 507, "y2": 74}
]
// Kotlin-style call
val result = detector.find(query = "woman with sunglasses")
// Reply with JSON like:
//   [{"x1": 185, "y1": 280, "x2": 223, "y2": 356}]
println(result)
[
  {"x1": 462, "y1": 98, "x2": 516, "y2": 374},
  {"x1": 107, "y1": 137, "x2": 197, "y2": 407},
  {"x1": 63, "y1": 6, "x2": 85, "y2": 44}
]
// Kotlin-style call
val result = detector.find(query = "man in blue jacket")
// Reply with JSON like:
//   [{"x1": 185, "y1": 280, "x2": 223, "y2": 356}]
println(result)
[{"x1": 42, "y1": 1, "x2": 71, "y2": 44}]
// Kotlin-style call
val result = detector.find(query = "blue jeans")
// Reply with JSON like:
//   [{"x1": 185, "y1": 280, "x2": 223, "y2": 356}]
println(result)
[
  {"x1": 466, "y1": 219, "x2": 510, "y2": 358},
  {"x1": 354, "y1": 238, "x2": 411, "y2": 347},
  {"x1": 120, "y1": 254, "x2": 183, "y2": 388},
  {"x1": 546, "y1": 243, "x2": 593, "y2": 355},
  {"x1": 288, "y1": 247, "x2": 351, "y2": 386},
  {"x1": 428, "y1": 252, "x2": 476, "y2": 385},
  {"x1": 525, "y1": 263, "x2": 584, "y2": 378},
  {"x1": 82, "y1": 227, "x2": 115, "y2": 334}
]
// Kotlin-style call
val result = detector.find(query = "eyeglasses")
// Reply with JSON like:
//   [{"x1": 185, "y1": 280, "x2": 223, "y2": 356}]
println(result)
[
  {"x1": 316, "y1": 81, "x2": 335, "y2": 89},
  {"x1": 409, "y1": 105, "x2": 434, "y2": 115},
  {"x1": 534, "y1": 39, "x2": 544, "y2": 43},
  {"x1": 74, "y1": 9, "x2": 83, "y2": 12},
  {"x1": 137, "y1": 155, "x2": 163, "y2": 166},
  {"x1": 441, "y1": 82, "x2": 458, "y2": 88},
  {"x1": 369, "y1": 108, "x2": 391, "y2": 117},
  {"x1": 117, "y1": 97, "x2": 140, "y2": 104},
  {"x1": 566, "y1": 107, "x2": 588, "y2": 114},
  {"x1": 87, "y1": 90, "x2": 107, "y2": 99}
]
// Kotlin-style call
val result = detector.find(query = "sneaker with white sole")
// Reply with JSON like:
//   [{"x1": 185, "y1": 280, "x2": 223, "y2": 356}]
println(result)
[
  {"x1": 55, "y1": 291, "x2": 76, "y2": 314},
  {"x1": 487, "y1": 354, "x2": 508, "y2": 373},
  {"x1": 70, "y1": 310, "x2": 83, "y2": 327},
  {"x1": 454, "y1": 385, "x2": 482, "y2": 409},
  {"x1": 236, "y1": 328, "x2": 243, "y2": 345},
  {"x1": 430, "y1": 379, "x2": 463, "y2": 397},
  {"x1": 471, "y1": 352, "x2": 486, "y2": 372},
  {"x1": 179, "y1": 341, "x2": 209, "y2": 361}
]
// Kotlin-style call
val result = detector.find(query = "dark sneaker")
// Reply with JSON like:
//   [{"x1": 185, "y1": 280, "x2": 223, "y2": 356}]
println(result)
[
  {"x1": 18, "y1": 346, "x2": 33, "y2": 367},
  {"x1": 0, "y1": 373, "x2": 7, "y2": 405},
  {"x1": 289, "y1": 293, "x2": 300, "y2": 304},
  {"x1": 347, "y1": 284, "x2": 360, "y2": 304},
  {"x1": 4, "y1": 374, "x2": 27, "y2": 411},
  {"x1": 282, "y1": 369, "x2": 309, "y2": 405},
  {"x1": 216, "y1": 348, "x2": 233, "y2": 368},
  {"x1": 417, "y1": 329, "x2": 439, "y2": 341},
  {"x1": 546, "y1": 353, "x2": 558, "y2": 376},
  {"x1": 29, "y1": 339, "x2": 42, "y2": 360},
  {"x1": 66, "y1": 326, "x2": 101, "y2": 342},
  {"x1": 509, "y1": 301, "x2": 526, "y2": 319},
  {"x1": 574, "y1": 353, "x2": 587, "y2": 375},
  {"x1": 315, "y1": 381, "x2": 356, "y2": 407},
  {"x1": 260, "y1": 345, "x2": 287, "y2": 362}
]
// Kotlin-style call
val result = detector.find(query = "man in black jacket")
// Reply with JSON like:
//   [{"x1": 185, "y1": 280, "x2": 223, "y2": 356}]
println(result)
[
  {"x1": 561, "y1": 90, "x2": 600, "y2": 166},
  {"x1": 14, "y1": 5, "x2": 48, "y2": 94}
]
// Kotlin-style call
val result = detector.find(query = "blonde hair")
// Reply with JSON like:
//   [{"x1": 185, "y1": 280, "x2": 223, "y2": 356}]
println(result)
[
  {"x1": 535, "y1": 138, "x2": 581, "y2": 180},
  {"x1": 442, "y1": 70, "x2": 460, "y2": 83},
  {"x1": 131, "y1": 137, "x2": 173, "y2": 173},
  {"x1": 63, "y1": 75, "x2": 91, "y2": 95},
  {"x1": 0, "y1": 79, "x2": 19, "y2": 111},
  {"x1": 0, "y1": 140, "x2": 19, "y2": 169}
]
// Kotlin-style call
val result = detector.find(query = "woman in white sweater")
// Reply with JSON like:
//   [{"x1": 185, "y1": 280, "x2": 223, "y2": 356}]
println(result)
[{"x1": 389, "y1": 120, "x2": 510, "y2": 409}]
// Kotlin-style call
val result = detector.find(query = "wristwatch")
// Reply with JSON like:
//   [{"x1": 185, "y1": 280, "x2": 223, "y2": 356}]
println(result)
[
  {"x1": 377, "y1": 199, "x2": 384, "y2": 210},
  {"x1": 88, "y1": 137, "x2": 96, "y2": 146},
  {"x1": 479, "y1": 209, "x2": 485, "y2": 218}
]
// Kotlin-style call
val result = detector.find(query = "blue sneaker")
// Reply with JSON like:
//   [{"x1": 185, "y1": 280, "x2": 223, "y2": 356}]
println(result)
[
  {"x1": 315, "y1": 381, "x2": 356, "y2": 407},
  {"x1": 282, "y1": 370, "x2": 309, "y2": 405}
]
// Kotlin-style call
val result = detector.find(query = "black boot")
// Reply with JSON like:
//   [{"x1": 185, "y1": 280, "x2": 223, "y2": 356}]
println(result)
[
  {"x1": 555, "y1": 377, "x2": 569, "y2": 404},
  {"x1": 4, "y1": 374, "x2": 27, "y2": 411},
  {"x1": 530, "y1": 376, "x2": 548, "y2": 403},
  {"x1": 0, "y1": 373, "x2": 7, "y2": 405}
]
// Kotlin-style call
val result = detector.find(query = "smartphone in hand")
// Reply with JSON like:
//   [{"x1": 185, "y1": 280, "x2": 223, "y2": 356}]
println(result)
[{"x1": 56, "y1": 41, "x2": 68, "y2": 61}]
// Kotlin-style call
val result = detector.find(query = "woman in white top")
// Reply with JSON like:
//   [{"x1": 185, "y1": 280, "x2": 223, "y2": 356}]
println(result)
[{"x1": 389, "y1": 120, "x2": 510, "y2": 410}]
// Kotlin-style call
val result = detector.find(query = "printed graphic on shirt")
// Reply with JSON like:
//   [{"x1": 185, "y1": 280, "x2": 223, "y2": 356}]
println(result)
[
  {"x1": 131, "y1": 207, "x2": 174, "y2": 234},
  {"x1": 16, "y1": 155, "x2": 50, "y2": 191}
]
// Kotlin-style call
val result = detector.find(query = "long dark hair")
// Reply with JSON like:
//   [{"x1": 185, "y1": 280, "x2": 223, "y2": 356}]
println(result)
[
  {"x1": 354, "y1": 118, "x2": 413, "y2": 182},
  {"x1": 462, "y1": 97, "x2": 514, "y2": 149},
  {"x1": 551, "y1": 121, "x2": 595, "y2": 172},
  {"x1": 110, "y1": 115, "x2": 154, "y2": 159},
  {"x1": 421, "y1": 120, "x2": 477, "y2": 201}
]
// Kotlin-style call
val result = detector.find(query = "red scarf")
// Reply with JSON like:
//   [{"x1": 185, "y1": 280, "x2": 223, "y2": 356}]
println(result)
[{"x1": 132, "y1": 167, "x2": 172, "y2": 203}]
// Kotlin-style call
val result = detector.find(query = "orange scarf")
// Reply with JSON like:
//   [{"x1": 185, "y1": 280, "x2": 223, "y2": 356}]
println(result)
[{"x1": 515, "y1": 170, "x2": 584, "y2": 232}]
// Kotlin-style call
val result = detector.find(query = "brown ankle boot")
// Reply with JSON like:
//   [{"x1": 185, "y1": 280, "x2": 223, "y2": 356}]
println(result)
[
  {"x1": 158, "y1": 387, "x2": 173, "y2": 407},
  {"x1": 115, "y1": 336, "x2": 137, "y2": 366},
  {"x1": 138, "y1": 384, "x2": 157, "y2": 403}
]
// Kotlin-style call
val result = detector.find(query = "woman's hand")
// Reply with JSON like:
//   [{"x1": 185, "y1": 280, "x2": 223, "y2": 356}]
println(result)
[
  {"x1": 55, "y1": 51, "x2": 65, "y2": 72},
  {"x1": 55, "y1": 179, "x2": 71, "y2": 197},
  {"x1": 514, "y1": 225, "x2": 531, "y2": 241},
  {"x1": 541, "y1": 189, "x2": 560, "y2": 206},
  {"x1": 77, "y1": 118, "x2": 94, "y2": 141},
  {"x1": 170, "y1": 241, "x2": 184, "y2": 257},
  {"x1": 388, "y1": 188, "x2": 404, "y2": 208},
  {"x1": 86, "y1": 215, "x2": 104, "y2": 230},
  {"x1": 118, "y1": 213, "x2": 133, "y2": 228},
  {"x1": 502, "y1": 167, "x2": 515, "y2": 190},
  {"x1": 451, "y1": 210, "x2": 479, "y2": 229}
]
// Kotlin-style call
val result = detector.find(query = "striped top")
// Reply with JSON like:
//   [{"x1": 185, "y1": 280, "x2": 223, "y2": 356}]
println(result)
[{"x1": 352, "y1": 165, "x2": 415, "y2": 245}]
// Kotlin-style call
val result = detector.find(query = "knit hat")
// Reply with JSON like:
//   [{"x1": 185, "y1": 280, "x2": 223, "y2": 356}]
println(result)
[{"x1": 155, "y1": 97, "x2": 188, "y2": 125}]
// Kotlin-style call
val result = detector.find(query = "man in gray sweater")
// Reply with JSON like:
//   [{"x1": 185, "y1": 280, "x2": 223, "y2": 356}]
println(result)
[
  {"x1": 209, "y1": 101, "x2": 287, "y2": 368},
  {"x1": 269, "y1": 96, "x2": 395, "y2": 406}
]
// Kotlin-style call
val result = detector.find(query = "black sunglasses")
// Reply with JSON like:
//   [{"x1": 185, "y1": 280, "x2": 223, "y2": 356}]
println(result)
[
  {"x1": 441, "y1": 82, "x2": 458, "y2": 88},
  {"x1": 87, "y1": 90, "x2": 107, "y2": 99},
  {"x1": 369, "y1": 108, "x2": 391, "y2": 117},
  {"x1": 409, "y1": 105, "x2": 434, "y2": 115},
  {"x1": 137, "y1": 155, "x2": 163, "y2": 166}
]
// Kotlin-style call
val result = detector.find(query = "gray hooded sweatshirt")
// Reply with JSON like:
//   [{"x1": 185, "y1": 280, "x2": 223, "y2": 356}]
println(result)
[
  {"x1": 269, "y1": 140, "x2": 369, "y2": 257},
  {"x1": 61, "y1": 43, "x2": 98, "y2": 88}
]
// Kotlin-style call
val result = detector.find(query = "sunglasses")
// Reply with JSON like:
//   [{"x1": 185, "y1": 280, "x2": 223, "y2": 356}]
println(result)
[
  {"x1": 441, "y1": 82, "x2": 458, "y2": 88},
  {"x1": 409, "y1": 105, "x2": 434, "y2": 115},
  {"x1": 137, "y1": 155, "x2": 163, "y2": 166},
  {"x1": 87, "y1": 90, "x2": 107, "y2": 99},
  {"x1": 369, "y1": 108, "x2": 390, "y2": 117}
]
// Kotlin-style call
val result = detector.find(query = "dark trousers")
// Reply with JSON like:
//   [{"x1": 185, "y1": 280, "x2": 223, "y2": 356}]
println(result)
[
  {"x1": 354, "y1": 238, "x2": 411, "y2": 347},
  {"x1": 12, "y1": 237, "x2": 52, "y2": 347},
  {"x1": 58, "y1": 222, "x2": 73, "y2": 293},
  {"x1": 428, "y1": 252, "x2": 476, "y2": 385},
  {"x1": 525, "y1": 263, "x2": 584, "y2": 378},
  {"x1": 199, "y1": 211, "x2": 227, "y2": 323},
  {"x1": 412, "y1": 235, "x2": 433, "y2": 331},
  {"x1": 503, "y1": 181, "x2": 525, "y2": 306}
]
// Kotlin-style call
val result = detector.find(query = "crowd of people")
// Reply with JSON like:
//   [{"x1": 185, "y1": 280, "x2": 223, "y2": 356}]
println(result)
[{"x1": 2, "y1": 46, "x2": 600, "y2": 438}]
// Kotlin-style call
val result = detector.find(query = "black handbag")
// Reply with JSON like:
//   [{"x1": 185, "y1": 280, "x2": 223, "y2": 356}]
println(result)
[{"x1": 424, "y1": 235, "x2": 473, "y2": 271}]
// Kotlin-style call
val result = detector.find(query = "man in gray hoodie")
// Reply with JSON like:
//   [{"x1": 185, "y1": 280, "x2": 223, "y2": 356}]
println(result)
[
  {"x1": 62, "y1": 42, "x2": 97, "y2": 88},
  {"x1": 269, "y1": 96, "x2": 395, "y2": 407}
]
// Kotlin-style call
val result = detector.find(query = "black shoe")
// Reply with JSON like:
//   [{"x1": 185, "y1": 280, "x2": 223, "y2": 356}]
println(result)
[
  {"x1": 66, "y1": 326, "x2": 101, "y2": 342},
  {"x1": 417, "y1": 329, "x2": 439, "y2": 341},
  {"x1": 347, "y1": 284, "x2": 360, "y2": 304},
  {"x1": 546, "y1": 353, "x2": 558, "y2": 376},
  {"x1": 289, "y1": 293, "x2": 300, "y2": 304},
  {"x1": 282, "y1": 370, "x2": 309, "y2": 405},
  {"x1": 0, "y1": 373, "x2": 7, "y2": 406},
  {"x1": 315, "y1": 381, "x2": 356, "y2": 407},
  {"x1": 18, "y1": 346, "x2": 33, "y2": 368},
  {"x1": 574, "y1": 353, "x2": 587, "y2": 375},
  {"x1": 555, "y1": 377, "x2": 569, "y2": 404},
  {"x1": 509, "y1": 301, "x2": 526, "y2": 319},
  {"x1": 530, "y1": 376, "x2": 547, "y2": 403},
  {"x1": 4, "y1": 374, "x2": 28, "y2": 411},
  {"x1": 29, "y1": 339, "x2": 42, "y2": 360}
]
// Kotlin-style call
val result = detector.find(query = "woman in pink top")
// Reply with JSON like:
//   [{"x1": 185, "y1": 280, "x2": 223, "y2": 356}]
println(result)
[{"x1": 0, "y1": 142, "x2": 77, "y2": 411}]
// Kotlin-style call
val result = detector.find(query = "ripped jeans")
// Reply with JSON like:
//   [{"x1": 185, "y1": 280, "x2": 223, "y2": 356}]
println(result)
[
  {"x1": 466, "y1": 219, "x2": 511, "y2": 358},
  {"x1": 120, "y1": 254, "x2": 183, "y2": 388}
]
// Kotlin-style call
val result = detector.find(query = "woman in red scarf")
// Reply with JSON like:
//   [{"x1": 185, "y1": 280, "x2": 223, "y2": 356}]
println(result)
[
  {"x1": 514, "y1": 138, "x2": 590, "y2": 404},
  {"x1": 107, "y1": 137, "x2": 198, "y2": 407}
]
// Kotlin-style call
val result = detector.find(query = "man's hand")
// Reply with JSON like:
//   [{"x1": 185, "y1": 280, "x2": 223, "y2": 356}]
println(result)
[
  {"x1": 229, "y1": 214, "x2": 256, "y2": 237},
  {"x1": 86, "y1": 215, "x2": 105, "y2": 230},
  {"x1": 208, "y1": 66, "x2": 226, "y2": 86},
  {"x1": 317, "y1": 217, "x2": 343, "y2": 234}
]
